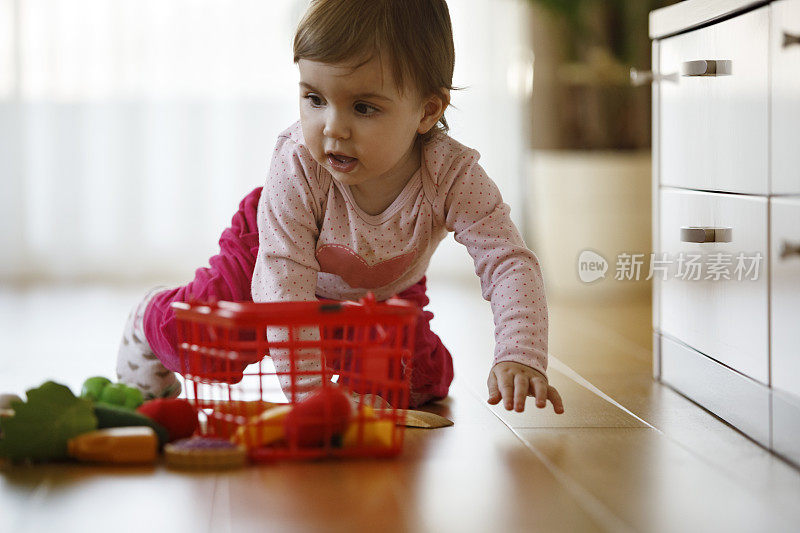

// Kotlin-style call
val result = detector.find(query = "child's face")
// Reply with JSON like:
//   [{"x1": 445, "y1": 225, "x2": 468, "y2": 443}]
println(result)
[{"x1": 297, "y1": 54, "x2": 437, "y2": 190}]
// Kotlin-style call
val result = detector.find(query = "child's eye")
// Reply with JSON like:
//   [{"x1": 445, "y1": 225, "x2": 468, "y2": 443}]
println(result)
[
  {"x1": 304, "y1": 94, "x2": 324, "y2": 107},
  {"x1": 354, "y1": 102, "x2": 379, "y2": 117}
]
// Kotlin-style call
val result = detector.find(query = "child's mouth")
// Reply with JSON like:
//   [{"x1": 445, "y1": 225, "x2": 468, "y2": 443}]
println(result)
[{"x1": 327, "y1": 153, "x2": 358, "y2": 173}]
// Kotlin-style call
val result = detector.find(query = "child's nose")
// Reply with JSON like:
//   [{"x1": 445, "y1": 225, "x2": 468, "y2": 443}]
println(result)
[{"x1": 323, "y1": 110, "x2": 350, "y2": 140}]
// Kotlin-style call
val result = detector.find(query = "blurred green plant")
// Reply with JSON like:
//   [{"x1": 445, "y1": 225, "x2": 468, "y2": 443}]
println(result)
[
  {"x1": 524, "y1": 0, "x2": 679, "y2": 149},
  {"x1": 526, "y1": 0, "x2": 677, "y2": 67}
]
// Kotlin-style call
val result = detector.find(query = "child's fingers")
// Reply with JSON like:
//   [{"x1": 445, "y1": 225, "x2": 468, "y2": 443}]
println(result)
[
  {"x1": 487, "y1": 371, "x2": 501, "y2": 404},
  {"x1": 548, "y1": 385, "x2": 565, "y2": 414},
  {"x1": 513, "y1": 373, "x2": 529, "y2": 412},
  {"x1": 531, "y1": 376, "x2": 548, "y2": 409},
  {"x1": 498, "y1": 374, "x2": 515, "y2": 410}
]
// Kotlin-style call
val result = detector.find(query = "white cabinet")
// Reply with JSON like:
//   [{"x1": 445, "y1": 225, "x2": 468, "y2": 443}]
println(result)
[
  {"x1": 772, "y1": 0, "x2": 800, "y2": 194},
  {"x1": 771, "y1": 197, "x2": 800, "y2": 467},
  {"x1": 773, "y1": 391, "x2": 800, "y2": 467},
  {"x1": 651, "y1": 0, "x2": 800, "y2": 468},
  {"x1": 770, "y1": 198, "x2": 800, "y2": 397},
  {"x1": 660, "y1": 7, "x2": 769, "y2": 194}
]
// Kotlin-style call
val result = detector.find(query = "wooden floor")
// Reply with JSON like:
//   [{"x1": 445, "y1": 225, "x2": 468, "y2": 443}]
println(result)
[{"x1": 1, "y1": 278, "x2": 799, "y2": 533}]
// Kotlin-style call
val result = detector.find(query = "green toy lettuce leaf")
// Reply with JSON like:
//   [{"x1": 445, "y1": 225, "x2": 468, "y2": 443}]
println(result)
[{"x1": 0, "y1": 381, "x2": 97, "y2": 461}]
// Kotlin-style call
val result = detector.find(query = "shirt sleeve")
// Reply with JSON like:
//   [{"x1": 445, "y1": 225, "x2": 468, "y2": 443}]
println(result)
[
  {"x1": 251, "y1": 134, "x2": 324, "y2": 401},
  {"x1": 443, "y1": 150, "x2": 549, "y2": 378},
  {"x1": 251, "y1": 134, "x2": 322, "y2": 303}
]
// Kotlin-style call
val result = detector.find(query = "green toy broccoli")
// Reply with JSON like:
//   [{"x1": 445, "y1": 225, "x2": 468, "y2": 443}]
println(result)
[{"x1": 81, "y1": 377, "x2": 143, "y2": 410}]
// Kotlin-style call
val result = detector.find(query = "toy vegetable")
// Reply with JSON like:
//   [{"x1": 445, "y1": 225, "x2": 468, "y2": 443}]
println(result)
[
  {"x1": 283, "y1": 386, "x2": 352, "y2": 447},
  {"x1": 94, "y1": 403, "x2": 170, "y2": 447},
  {"x1": 67, "y1": 426, "x2": 158, "y2": 465},
  {"x1": 0, "y1": 381, "x2": 97, "y2": 462},
  {"x1": 342, "y1": 405, "x2": 394, "y2": 449},
  {"x1": 81, "y1": 377, "x2": 144, "y2": 410},
  {"x1": 207, "y1": 400, "x2": 282, "y2": 439},
  {"x1": 80, "y1": 377, "x2": 112, "y2": 401},
  {"x1": 137, "y1": 399, "x2": 199, "y2": 442},
  {"x1": 231, "y1": 405, "x2": 293, "y2": 448}
]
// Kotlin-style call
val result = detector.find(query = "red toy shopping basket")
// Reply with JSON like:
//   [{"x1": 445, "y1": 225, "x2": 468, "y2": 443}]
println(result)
[{"x1": 171, "y1": 293, "x2": 420, "y2": 462}]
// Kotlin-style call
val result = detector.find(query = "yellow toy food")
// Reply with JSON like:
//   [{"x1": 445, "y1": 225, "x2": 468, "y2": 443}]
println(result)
[
  {"x1": 207, "y1": 400, "x2": 282, "y2": 439},
  {"x1": 231, "y1": 405, "x2": 293, "y2": 448},
  {"x1": 342, "y1": 406, "x2": 394, "y2": 449},
  {"x1": 230, "y1": 401, "x2": 397, "y2": 451},
  {"x1": 67, "y1": 426, "x2": 158, "y2": 464}
]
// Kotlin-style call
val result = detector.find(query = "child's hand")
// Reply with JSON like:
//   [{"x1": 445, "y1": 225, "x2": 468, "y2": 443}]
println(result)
[{"x1": 487, "y1": 361, "x2": 564, "y2": 414}]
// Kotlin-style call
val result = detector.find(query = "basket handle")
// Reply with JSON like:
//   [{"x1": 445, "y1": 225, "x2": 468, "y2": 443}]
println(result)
[{"x1": 359, "y1": 292, "x2": 377, "y2": 307}]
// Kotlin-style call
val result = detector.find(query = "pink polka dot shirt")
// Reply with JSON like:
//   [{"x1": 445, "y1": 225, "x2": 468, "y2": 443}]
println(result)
[{"x1": 251, "y1": 121, "x2": 548, "y2": 378}]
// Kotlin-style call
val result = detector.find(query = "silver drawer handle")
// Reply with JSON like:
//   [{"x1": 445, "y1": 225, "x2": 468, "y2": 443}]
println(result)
[
  {"x1": 681, "y1": 59, "x2": 733, "y2": 77},
  {"x1": 680, "y1": 226, "x2": 733, "y2": 243},
  {"x1": 630, "y1": 68, "x2": 679, "y2": 86},
  {"x1": 784, "y1": 32, "x2": 800, "y2": 48},
  {"x1": 780, "y1": 241, "x2": 800, "y2": 259}
]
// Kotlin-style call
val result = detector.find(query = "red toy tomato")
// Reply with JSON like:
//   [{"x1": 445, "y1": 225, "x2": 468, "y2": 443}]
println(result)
[
  {"x1": 137, "y1": 399, "x2": 199, "y2": 442},
  {"x1": 283, "y1": 386, "x2": 352, "y2": 447}
]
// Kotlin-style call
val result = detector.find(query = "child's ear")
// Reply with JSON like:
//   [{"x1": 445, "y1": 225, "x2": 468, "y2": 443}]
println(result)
[{"x1": 417, "y1": 89, "x2": 450, "y2": 135}]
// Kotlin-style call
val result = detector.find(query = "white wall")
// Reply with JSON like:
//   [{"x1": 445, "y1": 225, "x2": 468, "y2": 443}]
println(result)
[{"x1": 0, "y1": 0, "x2": 533, "y2": 285}]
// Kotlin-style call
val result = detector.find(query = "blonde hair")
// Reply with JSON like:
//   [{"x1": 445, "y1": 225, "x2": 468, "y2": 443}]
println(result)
[{"x1": 293, "y1": 0, "x2": 459, "y2": 145}]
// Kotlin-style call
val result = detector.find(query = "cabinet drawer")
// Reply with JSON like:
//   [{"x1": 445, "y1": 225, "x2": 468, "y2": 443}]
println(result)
[
  {"x1": 771, "y1": 197, "x2": 800, "y2": 397},
  {"x1": 659, "y1": 6, "x2": 769, "y2": 194},
  {"x1": 658, "y1": 189, "x2": 768, "y2": 384},
  {"x1": 772, "y1": 0, "x2": 800, "y2": 194}
]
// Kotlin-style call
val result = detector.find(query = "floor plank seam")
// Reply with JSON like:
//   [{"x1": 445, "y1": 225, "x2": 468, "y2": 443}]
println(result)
[
  {"x1": 461, "y1": 378, "x2": 637, "y2": 533},
  {"x1": 548, "y1": 357, "x2": 662, "y2": 433},
  {"x1": 207, "y1": 475, "x2": 219, "y2": 533},
  {"x1": 208, "y1": 474, "x2": 233, "y2": 533}
]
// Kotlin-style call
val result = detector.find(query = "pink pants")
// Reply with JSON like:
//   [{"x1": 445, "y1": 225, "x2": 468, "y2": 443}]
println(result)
[{"x1": 143, "y1": 187, "x2": 454, "y2": 408}]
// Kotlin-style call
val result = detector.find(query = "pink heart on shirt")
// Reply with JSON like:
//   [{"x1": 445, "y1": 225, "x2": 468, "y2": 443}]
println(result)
[{"x1": 316, "y1": 244, "x2": 416, "y2": 289}]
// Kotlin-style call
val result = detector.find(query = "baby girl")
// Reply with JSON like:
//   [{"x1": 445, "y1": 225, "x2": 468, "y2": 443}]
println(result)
[{"x1": 116, "y1": 0, "x2": 564, "y2": 415}]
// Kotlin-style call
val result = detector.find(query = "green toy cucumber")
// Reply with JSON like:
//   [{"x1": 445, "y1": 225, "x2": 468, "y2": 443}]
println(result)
[{"x1": 93, "y1": 403, "x2": 170, "y2": 447}]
